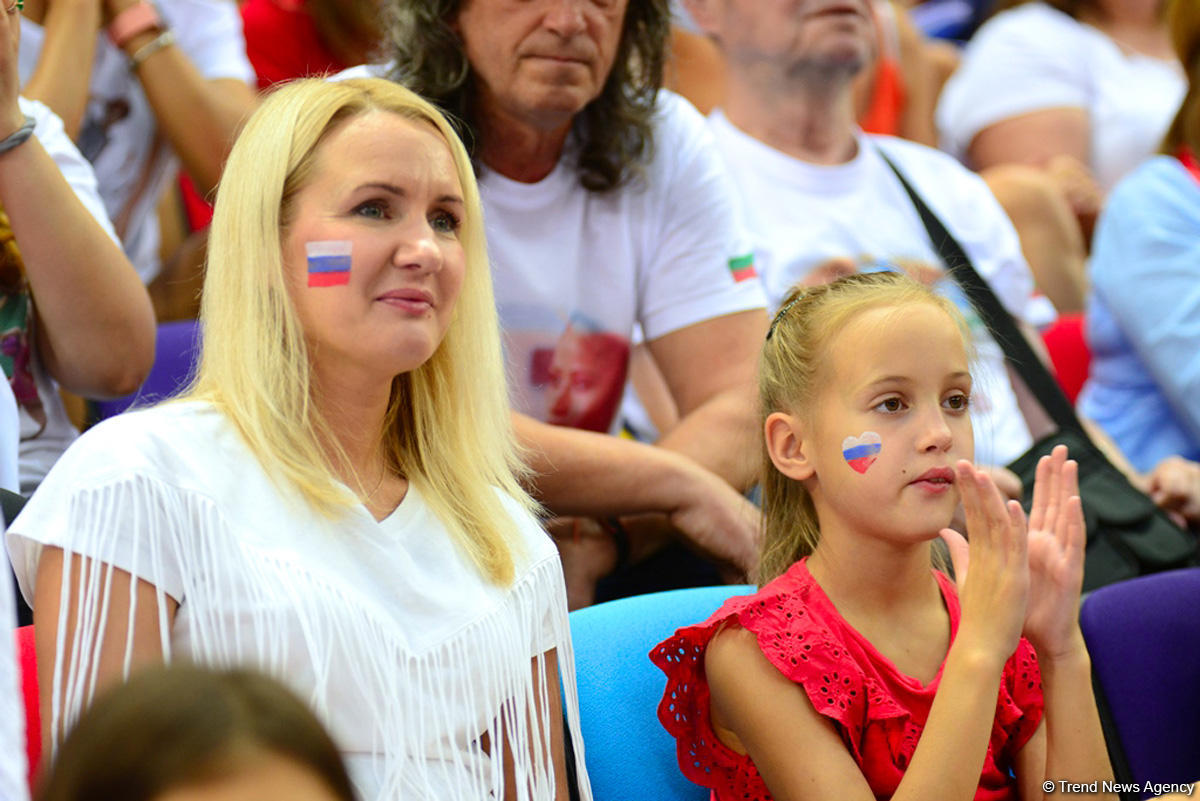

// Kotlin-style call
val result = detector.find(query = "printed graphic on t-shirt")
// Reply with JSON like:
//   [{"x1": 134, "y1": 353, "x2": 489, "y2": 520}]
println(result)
[
  {"x1": 507, "y1": 309, "x2": 631, "y2": 434},
  {"x1": 533, "y1": 314, "x2": 631, "y2": 433}
]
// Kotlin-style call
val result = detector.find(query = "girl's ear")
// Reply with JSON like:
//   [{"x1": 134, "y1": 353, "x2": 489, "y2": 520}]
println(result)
[{"x1": 764, "y1": 411, "x2": 815, "y2": 481}]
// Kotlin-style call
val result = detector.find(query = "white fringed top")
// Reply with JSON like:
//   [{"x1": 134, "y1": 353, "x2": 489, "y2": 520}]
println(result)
[{"x1": 7, "y1": 401, "x2": 592, "y2": 801}]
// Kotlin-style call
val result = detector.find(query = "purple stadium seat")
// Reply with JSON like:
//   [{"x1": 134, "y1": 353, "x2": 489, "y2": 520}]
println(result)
[
  {"x1": 1080, "y1": 568, "x2": 1200, "y2": 798},
  {"x1": 93, "y1": 319, "x2": 201, "y2": 419}
]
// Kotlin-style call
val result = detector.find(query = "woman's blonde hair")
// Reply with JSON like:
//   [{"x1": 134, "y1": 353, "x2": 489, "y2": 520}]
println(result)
[
  {"x1": 1162, "y1": 0, "x2": 1200, "y2": 154},
  {"x1": 187, "y1": 77, "x2": 532, "y2": 585},
  {"x1": 757, "y1": 271, "x2": 968, "y2": 584}
]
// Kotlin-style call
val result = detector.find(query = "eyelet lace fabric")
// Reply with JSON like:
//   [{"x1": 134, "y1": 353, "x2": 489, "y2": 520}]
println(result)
[{"x1": 650, "y1": 559, "x2": 1044, "y2": 801}]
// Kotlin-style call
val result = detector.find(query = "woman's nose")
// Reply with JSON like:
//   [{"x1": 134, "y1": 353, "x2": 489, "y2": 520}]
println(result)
[{"x1": 392, "y1": 222, "x2": 443, "y2": 272}]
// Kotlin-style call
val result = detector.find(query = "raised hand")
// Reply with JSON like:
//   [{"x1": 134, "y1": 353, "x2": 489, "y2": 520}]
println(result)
[
  {"x1": 939, "y1": 460, "x2": 1030, "y2": 663},
  {"x1": 1022, "y1": 445, "x2": 1086, "y2": 659}
]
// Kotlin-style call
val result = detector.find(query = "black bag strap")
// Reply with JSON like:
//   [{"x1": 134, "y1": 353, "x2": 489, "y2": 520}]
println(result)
[{"x1": 878, "y1": 149, "x2": 1085, "y2": 435}]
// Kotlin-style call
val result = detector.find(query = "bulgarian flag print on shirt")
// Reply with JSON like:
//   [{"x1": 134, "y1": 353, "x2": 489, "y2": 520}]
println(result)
[{"x1": 728, "y1": 253, "x2": 758, "y2": 283}]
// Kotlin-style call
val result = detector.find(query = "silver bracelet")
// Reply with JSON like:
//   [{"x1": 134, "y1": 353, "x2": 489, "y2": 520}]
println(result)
[
  {"x1": 128, "y1": 28, "x2": 176, "y2": 70},
  {"x1": 0, "y1": 115, "x2": 36, "y2": 156}
]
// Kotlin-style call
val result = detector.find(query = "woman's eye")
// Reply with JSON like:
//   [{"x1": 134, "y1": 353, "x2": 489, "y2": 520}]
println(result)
[
  {"x1": 353, "y1": 200, "x2": 387, "y2": 220},
  {"x1": 874, "y1": 397, "x2": 905, "y2": 413},
  {"x1": 943, "y1": 393, "x2": 971, "y2": 411},
  {"x1": 430, "y1": 210, "x2": 460, "y2": 234}
]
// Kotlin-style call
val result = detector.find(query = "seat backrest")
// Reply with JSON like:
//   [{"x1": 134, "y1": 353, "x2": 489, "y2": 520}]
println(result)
[
  {"x1": 15, "y1": 625, "x2": 38, "y2": 793},
  {"x1": 1079, "y1": 568, "x2": 1200, "y2": 787},
  {"x1": 569, "y1": 584, "x2": 754, "y2": 801},
  {"x1": 93, "y1": 320, "x2": 202, "y2": 420}
]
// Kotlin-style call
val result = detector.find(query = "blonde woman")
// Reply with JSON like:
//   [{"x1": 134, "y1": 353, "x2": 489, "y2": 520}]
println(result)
[{"x1": 7, "y1": 77, "x2": 590, "y2": 801}]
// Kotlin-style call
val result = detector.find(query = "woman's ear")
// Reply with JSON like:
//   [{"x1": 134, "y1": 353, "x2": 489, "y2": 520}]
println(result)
[{"x1": 764, "y1": 411, "x2": 815, "y2": 482}]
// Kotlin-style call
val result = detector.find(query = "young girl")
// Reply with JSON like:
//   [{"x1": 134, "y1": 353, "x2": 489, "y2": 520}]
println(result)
[{"x1": 652, "y1": 272, "x2": 1114, "y2": 800}]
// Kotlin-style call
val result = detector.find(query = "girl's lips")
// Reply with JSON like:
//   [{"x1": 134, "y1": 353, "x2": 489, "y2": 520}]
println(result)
[{"x1": 908, "y1": 467, "x2": 955, "y2": 495}]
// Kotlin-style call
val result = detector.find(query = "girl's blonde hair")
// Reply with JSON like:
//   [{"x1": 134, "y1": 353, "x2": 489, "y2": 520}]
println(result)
[
  {"x1": 187, "y1": 77, "x2": 532, "y2": 585},
  {"x1": 757, "y1": 271, "x2": 968, "y2": 584},
  {"x1": 1162, "y1": 0, "x2": 1200, "y2": 155}
]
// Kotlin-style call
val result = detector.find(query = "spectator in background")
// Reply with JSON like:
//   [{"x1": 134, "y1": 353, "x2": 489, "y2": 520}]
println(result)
[
  {"x1": 940, "y1": 0, "x2": 1181, "y2": 196},
  {"x1": 938, "y1": 0, "x2": 1182, "y2": 313},
  {"x1": 241, "y1": 0, "x2": 382, "y2": 90},
  {"x1": 667, "y1": 0, "x2": 959, "y2": 146},
  {"x1": 8, "y1": 77, "x2": 591, "y2": 801},
  {"x1": 1079, "y1": 0, "x2": 1200, "y2": 527},
  {"x1": 684, "y1": 0, "x2": 1053, "y2": 478},
  {"x1": 38, "y1": 665, "x2": 355, "y2": 801},
  {"x1": 18, "y1": 0, "x2": 257, "y2": 285},
  {"x1": 355, "y1": 0, "x2": 766, "y2": 604},
  {"x1": 0, "y1": 7, "x2": 154, "y2": 493}
]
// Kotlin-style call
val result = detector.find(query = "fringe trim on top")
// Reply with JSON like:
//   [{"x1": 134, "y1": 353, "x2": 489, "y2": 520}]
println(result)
[{"x1": 40, "y1": 475, "x2": 592, "y2": 801}]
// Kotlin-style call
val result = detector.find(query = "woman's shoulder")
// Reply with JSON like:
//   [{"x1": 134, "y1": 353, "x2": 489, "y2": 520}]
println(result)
[
  {"x1": 489, "y1": 486, "x2": 558, "y2": 568},
  {"x1": 50, "y1": 401, "x2": 236, "y2": 484},
  {"x1": 652, "y1": 561, "x2": 863, "y2": 696}
]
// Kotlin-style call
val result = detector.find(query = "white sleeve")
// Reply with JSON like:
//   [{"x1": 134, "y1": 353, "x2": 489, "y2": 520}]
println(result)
[
  {"x1": 0, "y1": 553, "x2": 30, "y2": 801},
  {"x1": 937, "y1": 6, "x2": 1091, "y2": 160},
  {"x1": 5, "y1": 417, "x2": 202, "y2": 747},
  {"x1": 637, "y1": 94, "x2": 767, "y2": 342},
  {"x1": 6, "y1": 418, "x2": 190, "y2": 609},
  {"x1": 161, "y1": 0, "x2": 255, "y2": 85},
  {"x1": 20, "y1": 97, "x2": 118, "y2": 245}
]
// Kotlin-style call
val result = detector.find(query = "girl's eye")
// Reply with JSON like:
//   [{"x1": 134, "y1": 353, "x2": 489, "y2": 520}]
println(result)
[
  {"x1": 353, "y1": 200, "x2": 387, "y2": 219},
  {"x1": 874, "y1": 397, "x2": 906, "y2": 414},
  {"x1": 430, "y1": 209, "x2": 461, "y2": 235},
  {"x1": 943, "y1": 393, "x2": 971, "y2": 412}
]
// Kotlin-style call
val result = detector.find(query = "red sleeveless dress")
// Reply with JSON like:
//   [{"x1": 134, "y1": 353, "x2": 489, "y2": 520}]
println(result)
[{"x1": 650, "y1": 559, "x2": 1044, "y2": 800}]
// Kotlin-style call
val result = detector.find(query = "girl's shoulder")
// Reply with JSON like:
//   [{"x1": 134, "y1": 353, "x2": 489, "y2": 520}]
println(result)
[
  {"x1": 650, "y1": 562, "x2": 899, "y2": 796},
  {"x1": 652, "y1": 560, "x2": 900, "y2": 730}
]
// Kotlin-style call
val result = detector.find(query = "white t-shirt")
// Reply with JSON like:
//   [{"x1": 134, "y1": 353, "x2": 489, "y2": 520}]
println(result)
[
  {"x1": 7, "y1": 401, "x2": 592, "y2": 801},
  {"x1": 16, "y1": 96, "x2": 121, "y2": 495},
  {"x1": 480, "y1": 91, "x2": 766, "y2": 433},
  {"x1": 18, "y1": 0, "x2": 255, "y2": 283},
  {"x1": 709, "y1": 111, "x2": 1054, "y2": 466},
  {"x1": 937, "y1": 2, "x2": 1185, "y2": 192}
]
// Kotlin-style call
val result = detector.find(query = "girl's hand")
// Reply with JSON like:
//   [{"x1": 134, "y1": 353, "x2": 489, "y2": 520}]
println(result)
[
  {"x1": 939, "y1": 461, "x2": 1030, "y2": 664},
  {"x1": 1022, "y1": 445, "x2": 1086, "y2": 660}
]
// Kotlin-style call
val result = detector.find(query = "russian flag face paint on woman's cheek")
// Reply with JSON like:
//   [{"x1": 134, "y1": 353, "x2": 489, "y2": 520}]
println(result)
[
  {"x1": 842, "y1": 431, "x2": 882, "y2": 474},
  {"x1": 306, "y1": 240, "x2": 352, "y2": 287}
]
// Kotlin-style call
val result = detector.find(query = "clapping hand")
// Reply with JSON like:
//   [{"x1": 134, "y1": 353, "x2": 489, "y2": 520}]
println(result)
[
  {"x1": 939, "y1": 461, "x2": 1030, "y2": 663},
  {"x1": 1021, "y1": 446, "x2": 1086, "y2": 660}
]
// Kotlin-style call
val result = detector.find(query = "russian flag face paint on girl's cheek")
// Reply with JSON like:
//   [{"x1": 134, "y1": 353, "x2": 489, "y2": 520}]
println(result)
[
  {"x1": 306, "y1": 240, "x2": 352, "y2": 287},
  {"x1": 842, "y1": 431, "x2": 882, "y2": 474}
]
